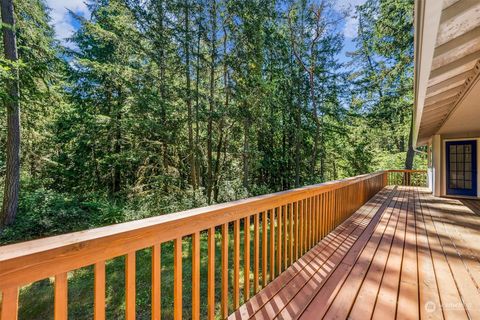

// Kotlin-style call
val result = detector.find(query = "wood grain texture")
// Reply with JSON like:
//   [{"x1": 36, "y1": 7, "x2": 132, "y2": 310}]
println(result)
[
  {"x1": 262, "y1": 212, "x2": 267, "y2": 288},
  {"x1": 174, "y1": 238, "x2": 182, "y2": 320},
  {"x1": 295, "y1": 201, "x2": 299, "y2": 261},
  {"x1": 192, "y1": 233, "x2": 200, "y2": 320},
  {"x1": 0, "y1": 172, "x2": 386, "y2": 290},
  {"x1": 300, "y1": 199, "x2": 304, "y2": 255},
  {"x1": 243, "y1": 217, "x2": 250, "y2": 301},
  {"x1": 228, "y1": 185, "x2": 480, "y2": 320},
  {"x1": 221, "y1": 223, "x2": 229, "y2": 319},
  {"x1": 151, "y1": 245, "x2": 161, "y2": 320},
  {"x1": 54, "y1": 273, "x2": 68, "y2": 320},
  {"x1": 289, "y1": 203, "x2": 294, "y2": 266},
  {"x1": 253, "y1": 213, "x2": 260, "y2": 293},
  {"x1": 276, "y1": 207, "x2": 282, "y2": 275},
  {"x1": 269, "y1": 209, "x2": 275, "y2": 282},
  {"x1": 94, "y1": 261, "x2": 106, "y2": 320},
  {"x1": 0, "y1": 171, "x2": 395, "y2": 320},
  {"x1": 125, "y1": 252, "x2": 136, "y2": 320},
  {"x1": 227, "y1": 187, "x2": 393, "y2": 320},
  {"x1": 283, "y1": 205, "x2": 288, "y2": 271},
  {"x1": 1, "y1": 287, "x2": 18, "y2": 320},
  {"x1": 233, "y1": 220, "x2": 240, "y2": 309},
  {"x1": 208, "y1": 228, "x2": 215, "y2": 320}
]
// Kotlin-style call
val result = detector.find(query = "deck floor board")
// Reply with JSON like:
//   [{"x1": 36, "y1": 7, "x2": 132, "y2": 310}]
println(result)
[{"x1": 228, "y1": 186, "x2": 480, "y2": 320}]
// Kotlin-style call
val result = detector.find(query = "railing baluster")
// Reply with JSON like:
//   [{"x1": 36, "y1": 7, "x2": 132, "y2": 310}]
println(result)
[
  {"x1": 94, "y1": 261, "x2": 106, "y2": 320},
  {"x1": 269, "y1": 209, "x2": 275, "y2": 282},
  {"x1": 262, "y1": 211, "x2": 268, "y2": 288},
  {"x1": 312, "y1": 196, "x2": 315, "y2": 246},
  {"x1": 283, "y1": 205, "x2": 288, "y2": 270},
  {"x1": 208, "y1": 227, "x2": 215, "y2": 320},
  {"x1": 315, "y1": 196, "x2": 318, "y2": 243},
  {"x1": 233, "y1": 219, "x2": 240, "y2": 309},
  {"x1": 312, "y1": 196, "x2": 316, "y2": 244},
  {"x1": 303, "y1": 198, "x2": 308, "y2": 253},
  {"x1": 54, "y1": 273, "x2": 68, "y2": 320},
  {"x1": 334, "y1": 190, "x2": 337, "y2": 228},
  {"x1": 126, "y1": 252, "x2": 136, "y2": 320},
  {"x1": 299, "y1": 199, "x2": 304, "y2": 255},
  {"x1": 329, "y1": 192, "x2": 332, "y2": 233},
  {"x1": 243, "y1": 217, "x2": 250, "y2": 301},
  {"x1": 254, "y1": 213, "x2": 260, "y2": 293},
  {"x1": 340, "y1": 188, "x2": 343, "y2": 226},
  {"x1": 152, "y1": 245, "x2": 161, "y2": 320},
  {"x1": 276, "y1": 207, "x2": 282, "y2": 275},
  {"x1": 1, "y1": 287, "x2": 18, "y2": 320},
  {"x1": 307, "y1": 198, "x2": 311, "y2": 251},
  {"x1": 321, "y1": 193, "x2": 326, "y2": 239},
  {"x1": 192, "y1": 233, "x2": 200, "y2": 320},
  {"x1": 305, "y1": 198, "x2": 309, "y2": 250},
  {"x1": 316, "y1": 195, "x2": 321, "y2": 242},
  {"x1": 325, "y1": 192, "x2": 328, "y2": 235},
  {"x1": 174, "y1": 238, "x2": 182, "y2": 320},
  {"x1": 295, "y1": 201, "x2": 299, "y2": 260},
  {"x1": 308, "y1": 197, "x2": 315, "y2": 250},
  {"x1": 289, "y1": 203, "x2": 294, "y2": 266},
  {"x1": 221, "y1": 223, "x2": 229, "y2": 319}
]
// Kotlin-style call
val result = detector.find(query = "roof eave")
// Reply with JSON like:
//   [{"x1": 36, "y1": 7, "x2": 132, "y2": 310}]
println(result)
[{"x1": 413, "y1": 0, "x2": 443, "y2": 147}]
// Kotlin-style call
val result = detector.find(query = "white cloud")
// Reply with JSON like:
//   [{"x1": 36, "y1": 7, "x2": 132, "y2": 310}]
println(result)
[
  {"x1": 46, "y1": 0, "x2": 90, "y2": 43},
  {"x1": 334, "y1": 0, "x2": 367, "y2": 39}
]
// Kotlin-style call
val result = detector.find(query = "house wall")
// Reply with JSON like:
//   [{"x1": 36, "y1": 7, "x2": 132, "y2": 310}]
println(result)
[
  {"x1": 430, "y1": 133, "x2": 480, "y2": 198},
  {"x1": 427, "y1": 139, "x2": 434, "y2": 193},
  {"x1": 432, "y1": 135, "x2": 442, "y2": 197}
]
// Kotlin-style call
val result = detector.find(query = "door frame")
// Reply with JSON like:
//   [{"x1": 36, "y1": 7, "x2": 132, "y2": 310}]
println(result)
[{"x1": 445, "y1": 140, "x2": 477, "y2": 196}]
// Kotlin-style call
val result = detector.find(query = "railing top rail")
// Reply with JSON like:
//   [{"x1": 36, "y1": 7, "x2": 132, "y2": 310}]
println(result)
[
  {"x1": 0, "y1": 171, "x2": 385, "y2": 290},
  {"x1": 386, "y1": 169, "x2": 427, "y2": 173}
]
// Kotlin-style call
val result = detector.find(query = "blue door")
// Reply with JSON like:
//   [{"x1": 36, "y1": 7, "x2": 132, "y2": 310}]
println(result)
[{"x1": 446, "y1": 141, "x2": 477, "y2": 196}]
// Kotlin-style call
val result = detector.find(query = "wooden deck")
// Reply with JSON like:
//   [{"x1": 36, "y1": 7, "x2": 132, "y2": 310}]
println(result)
[{"x1": 229, "y1": 186, "x2": 480, "y2": 320}]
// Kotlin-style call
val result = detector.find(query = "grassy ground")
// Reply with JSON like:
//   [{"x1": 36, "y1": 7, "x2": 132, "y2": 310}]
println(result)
[{"x1": 16, "y1": 221, "x2": 274, "y2": 320}]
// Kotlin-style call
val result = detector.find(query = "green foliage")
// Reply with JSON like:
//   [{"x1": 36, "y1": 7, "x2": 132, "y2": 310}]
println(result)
[
  {"x1": 0, "y1": 179, "x2": 124, "y2": 244},
  {"x1": 344, "y1": 0, "x2": 423, "y2": 172},
  {"x1": 0, "y1": 0, "x2": 422, "y2": 242},
  {"x1": 0, "y1": 0, "x2": 423, "y2": 317}
]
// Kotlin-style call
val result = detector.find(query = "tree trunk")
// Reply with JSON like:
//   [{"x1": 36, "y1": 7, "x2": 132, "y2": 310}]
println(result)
[
  {"x1": 184, "y1": 0, "x2": 196, "y2": 190},
  {"x1": 1, "y1": 0, "x2": 21, "y2": 228},
  {"x1": 294, "y1": 66, "x2": 301, "y2": 187},
  {"x1": 157, "y1": 0, "x2": 168, "y2": 174},
  {"x1": 206, "y1": 0, "x2": 217, "y2": 203},
  {"x1": 212, "y1": 120, "x2": 224, "y2": 202},
  {"x1": 194, "y1": 20, "x2": 201, "y2": 188},
  {"x1": 243, "y1": 111, "x2": 250, "y2": 191},
  {"x1": 214, "y1": 26, "x2": 229, "y2": 203},
  {"x1": 404, "y1": 116, "x2": 415, "y2": 170},
  {"x1": 112, "y1": 90, "x2": 122, "y2": 194}
]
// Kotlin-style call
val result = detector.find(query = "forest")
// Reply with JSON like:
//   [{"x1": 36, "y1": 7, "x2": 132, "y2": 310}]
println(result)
[
  {"x1": 0, "y1": 0, "x2": 424, "y2": 244},
  {"x1": 0, "y1": 0, "x2": 426, "y2": 318}
]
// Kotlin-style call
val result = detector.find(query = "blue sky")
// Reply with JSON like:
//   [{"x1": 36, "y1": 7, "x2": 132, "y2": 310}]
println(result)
[
  {"x1": 46, "y1": 0, "x2": 365, "y2": 61},
  {"x1": 47, "y1": 0, "x2": 90, "y2": 42}
]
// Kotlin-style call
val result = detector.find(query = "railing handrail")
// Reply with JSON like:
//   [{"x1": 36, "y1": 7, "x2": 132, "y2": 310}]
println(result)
[
  {"x1": 387, "y1": 169, "x2": 427, "y2": 173},
  {"x1": 0, "y1": 170, "x2": 386, "y2": 290}
]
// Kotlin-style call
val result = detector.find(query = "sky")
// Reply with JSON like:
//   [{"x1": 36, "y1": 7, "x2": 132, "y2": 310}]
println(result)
[
  {"x1": 47, "y1": 0, "x2": 90, "y2": 42},
  {"x1": 46, "y1": 0, "x2": 366, "y2": 60}
]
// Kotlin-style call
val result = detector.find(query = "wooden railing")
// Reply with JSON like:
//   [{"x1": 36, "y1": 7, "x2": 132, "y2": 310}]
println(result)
[
  {"x1": 0, "y1": 171, "x2": 409, "y2": 320},
  {"x1": 386, "y1": 169, "x2": 428, "y2": 187}
]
